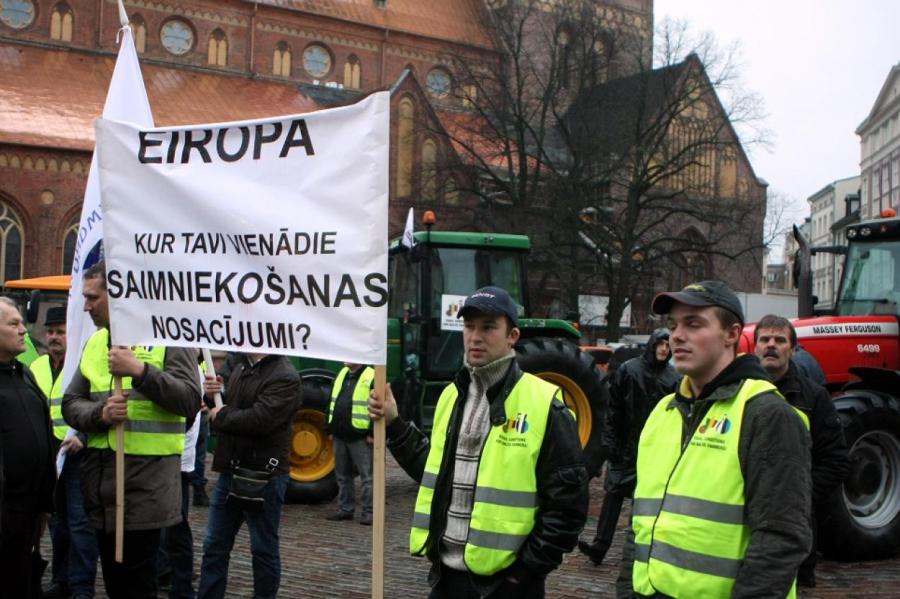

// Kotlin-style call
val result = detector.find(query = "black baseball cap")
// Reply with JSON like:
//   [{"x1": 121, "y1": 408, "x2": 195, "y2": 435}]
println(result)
[
  {"x1": 651, "y1": 280, "x2": 744, "y2": 326},
  {"x1": 457, "y1": 286, "x2": 519, "y2": 327},
  {"x1": 44, "y1": 306, "x2": 67, "y2": 326}
]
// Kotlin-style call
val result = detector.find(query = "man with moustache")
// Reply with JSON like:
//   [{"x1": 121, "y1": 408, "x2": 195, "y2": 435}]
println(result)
[
  {"x1": 631, "y1": 281, "x2": 811, "y2": 598},
  {"x1": 0, "y1": 297, "x2": 56, "y2": 598},
  {"x1": 34, "y1": 307, "x2": 100, "y2": 599},
  {"x1": 754, "y1": 314, "x2": 848, "y2": 588}
]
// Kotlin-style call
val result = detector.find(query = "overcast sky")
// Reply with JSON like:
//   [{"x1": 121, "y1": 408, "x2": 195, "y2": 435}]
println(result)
[{"x1": 655, "y1": 0, "x2": 900, "y2": 242}]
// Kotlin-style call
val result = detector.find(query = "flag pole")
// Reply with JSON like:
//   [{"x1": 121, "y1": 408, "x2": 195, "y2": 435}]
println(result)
[
  {"x1": 114, "y1": 375, "x2": 125, "y2": 562},
  {"x1": 372, "y1": 365, "x2": 386, "y2": 599}
]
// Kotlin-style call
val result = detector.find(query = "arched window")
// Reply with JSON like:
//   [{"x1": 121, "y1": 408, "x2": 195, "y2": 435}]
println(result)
[
  {"x1": 421, "y1": 139, "x2": 437, "y2": 201},
  {"x1": 397, "y1": 98, "x2": 415, "y2": 197},
  {"x1": 273, "y1": 41, "x2": 291, "y2": 77},
  {"x1": 0, "y1": 201, "x2": 24, "y2": 284},
  {"x1": 343, "y1": 55, "x2": 361, "y2": 89},
  {"x1": 557, "y1": 29, "x2": 571, "y2": 89},
  {"x1": 50, "y1": 2, "x2": 73, "y2": 42},
  {"x1": 61, "y1": 216, "x2": 78, "y2": 275},
  {"x1": 131, "y1": 14, "x2": 146, "y2": 53},
  {"x1": 207, "y1": 28, "x2": 227, "y2": 66}
]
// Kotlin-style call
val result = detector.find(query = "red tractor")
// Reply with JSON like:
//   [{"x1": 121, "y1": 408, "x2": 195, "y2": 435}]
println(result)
[{"x1": 741, "y1": 210, "x2": 900, "y2": 560}]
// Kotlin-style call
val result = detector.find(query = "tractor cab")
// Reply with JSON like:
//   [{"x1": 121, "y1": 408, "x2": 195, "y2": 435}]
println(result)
[{"x1": 836, "y1": 215, "x2": 900, "y2": 317}]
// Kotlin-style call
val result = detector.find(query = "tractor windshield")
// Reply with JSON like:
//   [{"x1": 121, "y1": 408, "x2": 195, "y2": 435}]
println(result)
[
  {"x1": 837, "y1": 239, "x2": 900, "y2": 316},
  {"x1": 429, "y1": 247, "x2": 525, "y2": 318}
]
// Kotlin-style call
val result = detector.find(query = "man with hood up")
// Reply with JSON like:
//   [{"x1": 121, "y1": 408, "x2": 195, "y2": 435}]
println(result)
[{"x1": 579, "y1": 329, "x2": 679, "y2": 567}]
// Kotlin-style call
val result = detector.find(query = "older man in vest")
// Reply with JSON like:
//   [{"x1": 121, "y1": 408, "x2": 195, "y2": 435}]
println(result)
[
  {"x1": 368, "y1": 286, "x2": 588, "y2": 598},
  {"x1": 62, "y1": 262, "x2": 201, "y2": 599},
  {"x1": 33, "y1": 306, "x2": 100, "y2": 599},
  {"x1": 630, "y1": 281, "x2": 811, "y2": 599}
]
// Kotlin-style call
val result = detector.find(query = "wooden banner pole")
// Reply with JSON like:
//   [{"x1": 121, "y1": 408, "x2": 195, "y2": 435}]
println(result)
[
  {"x1": 114, "y1": 375, "x2": 125, "y2": 563},
  {"x1": 372, "y1": 365, "x2": 386, "y2": 599}
]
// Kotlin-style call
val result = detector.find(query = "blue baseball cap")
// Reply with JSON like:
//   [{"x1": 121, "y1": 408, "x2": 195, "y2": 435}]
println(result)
[{"x1": 457, "y1": 286, "x2": 519, "y2": 326}]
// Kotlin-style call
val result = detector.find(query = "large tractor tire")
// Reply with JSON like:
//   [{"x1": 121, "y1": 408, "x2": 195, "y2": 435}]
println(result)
[
  {"x1": 285, "y1": 369, "x2": 339, "y2": 504},
  {"x1": 818, "y1": 391, "x2": 900, "y2": 560},
  {"x1": 516, "y1": 337, "x2": 608, "y2": 477}
]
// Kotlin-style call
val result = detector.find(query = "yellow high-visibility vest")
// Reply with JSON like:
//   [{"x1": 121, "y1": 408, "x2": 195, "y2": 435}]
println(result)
[
  {"x1": 31, "y1": 354, "x2": 67, "y2": 440},
  {"x1": 329, "y1": 366, "x2": 374, "y2": 431}
]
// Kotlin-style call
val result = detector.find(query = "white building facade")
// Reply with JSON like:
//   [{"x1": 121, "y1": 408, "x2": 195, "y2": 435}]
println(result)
[
  {"x1": 858, "y1": 62, "x2": 900, "y2": 220},
  {"x1": 807, "y1": 176, "x2": 860, "y2": 308}
]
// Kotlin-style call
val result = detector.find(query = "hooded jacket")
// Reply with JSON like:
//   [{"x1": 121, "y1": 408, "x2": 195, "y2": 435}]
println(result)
[
  {"x1": 635, "y1": 354, "x2": 812, "y2": 599},
  {"x1": 601, "y1": 329, "x2": 680, "y2": 494},
  {"x1": 386, "y1": 359, "x2": 588, "y2": 595}
]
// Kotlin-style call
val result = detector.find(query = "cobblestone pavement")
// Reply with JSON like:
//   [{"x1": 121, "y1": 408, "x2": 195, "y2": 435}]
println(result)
[{"x1": 42, "y1": 454, "x2": 899, "y2": 598}]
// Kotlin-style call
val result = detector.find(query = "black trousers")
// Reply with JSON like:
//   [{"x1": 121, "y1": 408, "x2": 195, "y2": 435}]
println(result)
[
  {"x1": 592, "y1": 490, "x2": 626, "y2": 549},
  {"x1": 429, "y1": 565, "x2": 545, "y2": 599},
  {"x1": 97, "y1": 528, "x2": 162, "y2": 599},
  {"x1": 0, "y1": 508, "x2": 41, "y2": 599}
]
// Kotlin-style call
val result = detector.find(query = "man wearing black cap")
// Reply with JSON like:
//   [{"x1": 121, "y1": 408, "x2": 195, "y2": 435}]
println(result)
[
  {"x1": 368, "y1": 286, "x2": 588, "y2": 598},
  {"x1": 629, "y1": 281, "x2": 812, "y2": 599},
  {"x1": 32, "y1": 307, "x2": 100, "y2": 599}
]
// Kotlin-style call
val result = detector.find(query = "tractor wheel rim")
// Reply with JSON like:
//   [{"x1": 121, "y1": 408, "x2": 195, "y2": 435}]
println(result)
[
  {"x1": 533, "y1": 371, "x2": 592, "y2": 447},
  {"x1": 289, "y1": 408, "x2": 334, "y2": 482},
  {"x1": 843, "y1": 430, "x2": 900, "y2": 529}
]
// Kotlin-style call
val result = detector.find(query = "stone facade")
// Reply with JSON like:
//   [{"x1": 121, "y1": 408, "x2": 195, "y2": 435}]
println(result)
[{"x1": 858, "y1": 62, "x2": 900, "y2": 221}]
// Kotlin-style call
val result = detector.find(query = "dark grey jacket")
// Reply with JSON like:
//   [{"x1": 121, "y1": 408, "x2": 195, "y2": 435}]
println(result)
[
  {"x1": 386, "y1": 360, "x2": 588, "y2": 596},
  {"x1": 637, "y1": 355, "x2": 812, "y2": 599},
  {"x1": 62, "y1": 344, "x2": 201, "y2": 531}
]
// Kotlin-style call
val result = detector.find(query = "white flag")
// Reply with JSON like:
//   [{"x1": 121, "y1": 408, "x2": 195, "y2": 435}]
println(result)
[
  {"x1": 401, "y1": 207, "x2": 416, "y2": 248},
  {"x1": 61, "y1": 20, "x2": 154, "y2": 392}
]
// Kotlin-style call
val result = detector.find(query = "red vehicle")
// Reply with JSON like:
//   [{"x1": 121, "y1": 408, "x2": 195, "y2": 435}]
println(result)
[{"x1": 740, "y1": 211, "x2": 900, "y2": 560}]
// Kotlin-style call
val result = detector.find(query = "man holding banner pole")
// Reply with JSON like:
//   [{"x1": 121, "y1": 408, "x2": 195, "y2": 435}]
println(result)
[
  {"x1": 62, "y1": 262, "x2": 201, "y2": 598},
  {"x1": 368, "y1": 286, "x2": 589, "y2": 598}
]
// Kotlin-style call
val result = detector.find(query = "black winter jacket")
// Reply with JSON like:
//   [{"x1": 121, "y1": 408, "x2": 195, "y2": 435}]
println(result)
[
  {"x1": 775, "y1": 361, "x2": 849, "y2": 504},
  {"x1": 211, "y1": 355, "x2": 301, "y2": 474},
  {"x1": 386, "y1": 360, "x2": 588, "y2": 595},
  {"x1": 637, "y1": 355, "x2": 811, "y2": 599},
  {"x1": 601, "y1": 328, "x2": 679, "y2": 494}
]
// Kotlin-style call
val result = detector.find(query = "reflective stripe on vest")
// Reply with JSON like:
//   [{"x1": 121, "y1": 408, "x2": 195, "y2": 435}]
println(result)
[
  {"x1": 409, "y1": 372, "x2": 556, "y2": 576},
  {"x1": 80, "y1": 329, "x2": 185, "y2": 455},
  {"x1": 32, "y1": 354, "x2": 68, "y2": 441},
  {"x1": 329, "y1": 366, "x2": 374, "y2": 431},
  {"x1": 632, "y1": 378, "x2": 803, "y2": 599}
]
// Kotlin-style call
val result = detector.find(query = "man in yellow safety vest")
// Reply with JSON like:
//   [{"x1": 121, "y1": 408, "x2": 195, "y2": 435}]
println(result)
[
  {"x1": 62, "y1": 261, "x2": 201, "y2": 599},
  {"x1": 33, "y1": 306, "x2": 100, "y2": 599},
  {"x1": 368, "y1": 286, "x2": 588, "y2": 598},
  {"x1": 630, "y1": 281, "x2": 811, "y2": 599}
]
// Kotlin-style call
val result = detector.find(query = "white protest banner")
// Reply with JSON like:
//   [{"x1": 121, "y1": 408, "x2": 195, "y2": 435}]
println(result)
[
  {"x1": 61, "y1": 21, "x2": 154, "y2": 394},
  {"x1": 95, "y1": 92, "x2": 389, "y2": 365}
]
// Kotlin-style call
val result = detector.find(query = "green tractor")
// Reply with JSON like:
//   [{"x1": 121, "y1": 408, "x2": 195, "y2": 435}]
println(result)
[{"x1": 284, "y1": 227, "x2": 608, "y2": 503}]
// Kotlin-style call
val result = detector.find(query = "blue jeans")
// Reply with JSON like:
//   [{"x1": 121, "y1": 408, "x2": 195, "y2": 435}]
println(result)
[
  {"x1": 197, "y1": 472, "x2": 288, "y2": 599},
  {"x1": 159, "y1": 473, "x2": 195, "y2": 598},
  {"x1": 49, "y1": 450, "x2": 99, "y2": 596}
]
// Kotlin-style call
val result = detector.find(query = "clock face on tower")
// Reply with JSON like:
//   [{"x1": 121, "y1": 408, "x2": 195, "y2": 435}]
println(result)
[{"x1": 161, "y1": 19, "x2": 194, "y2": 56}]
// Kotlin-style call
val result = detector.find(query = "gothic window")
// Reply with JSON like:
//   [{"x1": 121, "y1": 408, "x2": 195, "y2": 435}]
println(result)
[
  {"x1": 273, "y1": 42, "x2": 291, "y2": 77},
  {"x1": 557, "y1": 30, "x2": 571, "y2": 89},
  {"x1": 421, "y1": 139, "x2": 437, "y2": 201},
  {"x1": 131, "y1": 14, "x2": 146, "y2": 53},
  {"x1": 160, "y1": 18, "x2": 194, "y2": 55},
  {"x1": 0, "y1": 0, "x2": 35, "y2": 29},
  {"x1": 462, "y1": 84, "x2": 477, "y2": 109},
  {"x1": 397, "y1": 98, "x2": 415, "y2": 197},
  {"x1": 0, "y1": 201, "x2": 23, "y2": 285},
  {"x1": 303, "y1": 44, "x2": 331, "y2": 78},
  {"x1": 207, "y1": 28, "x2": 227, "y2": 66},
  {"x1": 343, "y1": 55, "x2": 361, "y2": 89},
  {"x1": 61, "y1": 216, "x2": 78, "y2": 275},
  {"x1": 50, "y1": 2, "x2": 73, "y2": 42}
]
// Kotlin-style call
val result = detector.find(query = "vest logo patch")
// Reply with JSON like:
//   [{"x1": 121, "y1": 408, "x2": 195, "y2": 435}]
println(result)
[
  {"x1": 503, "y1": 412, "x2": 529, "y2": 434},
  {"x1": 698, "y1": 415, "x2": 731, "y2": 435}
]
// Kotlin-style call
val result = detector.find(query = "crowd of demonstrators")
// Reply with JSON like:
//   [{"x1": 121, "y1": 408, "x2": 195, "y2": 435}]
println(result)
[
  {"x1": 0, "y1": 296, "x2": 56, "y2": 598},
  {"x1": 197, "y1": 352, "x2": 300, "y2": 599},
  {"x1": 754, "y1": 314, "x2": 850, "y2": 588},
  {"x1": 579, "y1": 328, "x2": 679, "y2": 572},
  {"x1": 0, "y1": 264, "x2": 853, "y2": 599},
  {"x1": 62, "y1": 262, "x2": 202, "y2": 599},
  {"x1": 326, "y1": 362, "x2": 375, "y2": 525},
  {"x1": 368, "y1": 286, "x2": 589, "y2": 599}
]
